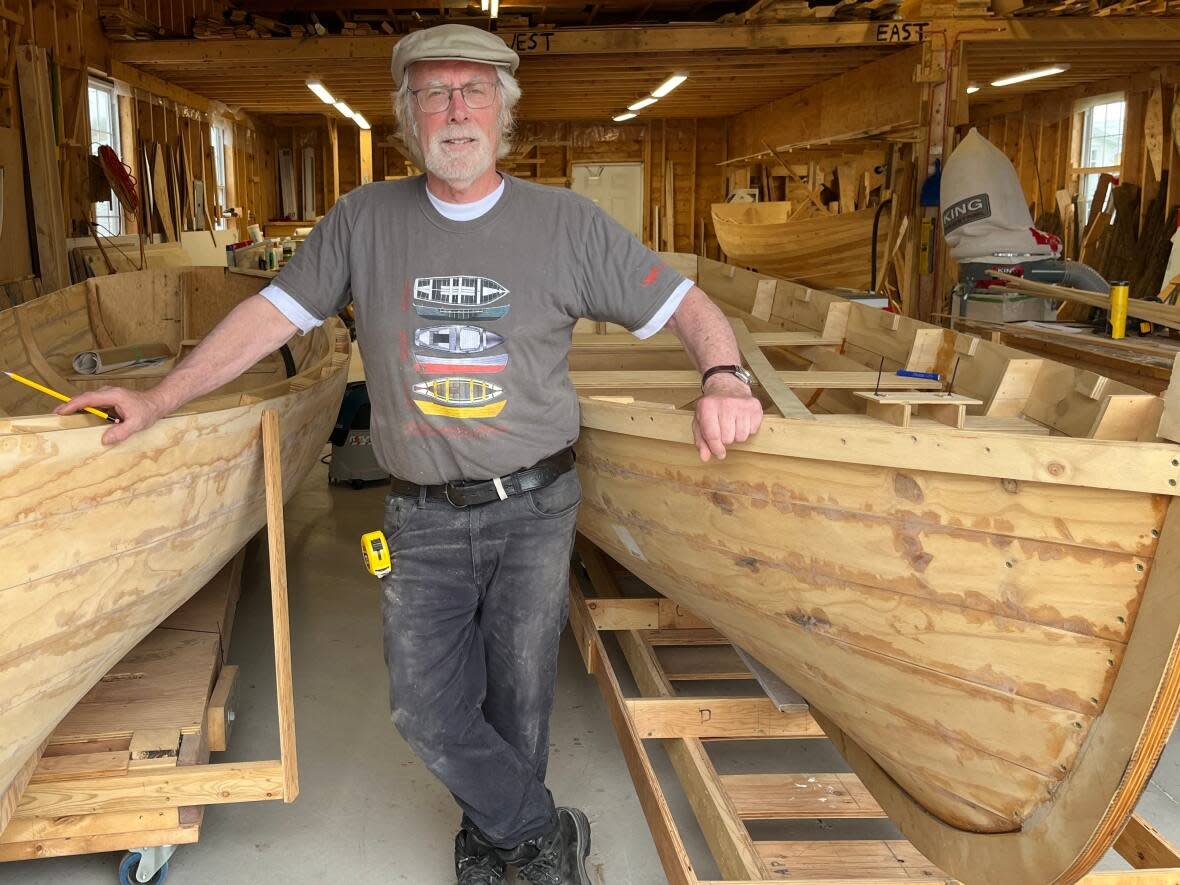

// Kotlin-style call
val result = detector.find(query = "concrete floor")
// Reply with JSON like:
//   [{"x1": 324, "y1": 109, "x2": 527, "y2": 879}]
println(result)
[{"x1": 4, "y1": 460, "x2": 1180, "y2": 883}]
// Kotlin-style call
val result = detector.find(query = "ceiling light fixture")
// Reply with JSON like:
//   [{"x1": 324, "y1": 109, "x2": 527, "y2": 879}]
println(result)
[
  {"x1": 651, "y1": 73, "x2": 688, "y2": 98},
  {"x1": 307, "y1": 79, "x2": 335, "y2": 104},
  {"x1": 613, "y1": 112, "x2": 637, "y2": 122},
  {"x1": 965, "y1": 85, "x2": 980, "y2": 95},
  {"x1": 628, "y1": 97, "x2": 657, "y2": 111},
  {"x1": 354, "y1": 113, "x2": 371, "y2": 130},
  {"x1": 990, "y1": 65, "x2": 1069, "y2": 88},
  {"x1": 334, "y1": 101, "x2": 355, "y2": 119},
  {"x1": 489, "y1": 0, "x2": 499, "y2": 16}
]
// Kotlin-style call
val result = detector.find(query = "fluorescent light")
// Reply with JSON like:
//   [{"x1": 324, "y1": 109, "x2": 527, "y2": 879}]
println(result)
[
  {"x1": 489, "y1": 0, "x2": 499, "y2": 15},
  {"x1": 612, "y1": 112, "x2": 637, "y2": 122},
  {"x1": 307, "y1": 80, "x2": 335, "y2": 104},
  {"x1": 628, "y1": 97, "x2": 657, "y2": 111},
  {"x1": 966, "y1": 85, "x2": 980, "y2": 95},
  {"x1": 354, "y1": 113, "x2": 371, "y2": 130},
  {"x1": 480, "y1": 0, "x2": 488, "y2": 8},
  {"x1": 334, "y1": 101, "x2": 355, "y2": 119},
  {"x1": 651, "y1": 73, "x2": 687, "y2": 98},
  {"x1": 990, "y1": 65, "x2": 1069, "y2": 88}
]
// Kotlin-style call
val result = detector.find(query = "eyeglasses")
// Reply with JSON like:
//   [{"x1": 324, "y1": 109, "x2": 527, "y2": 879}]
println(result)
[{"x1": 409, "y1": 81, "x2": 498, "y2": 114}]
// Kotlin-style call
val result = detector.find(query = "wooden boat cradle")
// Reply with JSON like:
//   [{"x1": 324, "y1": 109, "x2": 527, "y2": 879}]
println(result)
[
  {"x1": 568, "y1": 537, "x2": 1180, "y2": 885},
  {"x1": 0, "y1": 267, "x2": 349, "y2": 838},
  {"x1": 566, "y1": 255, "x2": 1180, "y2": 885}
]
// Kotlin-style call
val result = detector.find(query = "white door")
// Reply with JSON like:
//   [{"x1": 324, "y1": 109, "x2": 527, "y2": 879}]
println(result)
[{"x1": 571, "y1": 163, "x2": 644, "y2": 239}]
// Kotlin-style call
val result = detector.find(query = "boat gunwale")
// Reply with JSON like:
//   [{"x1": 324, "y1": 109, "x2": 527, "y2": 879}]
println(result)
[
  {"x1": 0, "y1": 299, "x2": 348, "y2": 435},
  {"x1": 578, "y1": 397, "x2": 1180, "y2": 496}
]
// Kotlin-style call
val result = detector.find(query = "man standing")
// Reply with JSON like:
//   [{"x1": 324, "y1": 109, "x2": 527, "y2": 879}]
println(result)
[{"x1": 61, "y1": 24, "x2": 763, "y2": 885}]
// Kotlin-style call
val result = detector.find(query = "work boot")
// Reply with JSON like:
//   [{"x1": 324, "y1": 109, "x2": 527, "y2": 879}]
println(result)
[
  {"x1": 500, "y1": 806, "x2": 593, "y2": 885},
  {"x1": 455, "y1": 827, "x2": 506, "y2": 885}
]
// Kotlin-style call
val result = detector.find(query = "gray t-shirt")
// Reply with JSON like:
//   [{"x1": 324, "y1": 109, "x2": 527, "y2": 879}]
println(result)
[{"x1": 273, "y1": 174, "x2": 687, "y2": 484}]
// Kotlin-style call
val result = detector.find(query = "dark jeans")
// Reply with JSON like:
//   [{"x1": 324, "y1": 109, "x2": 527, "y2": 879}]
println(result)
[{"x1": 380, "y1": 469, "x2": 581, "y2": 849}]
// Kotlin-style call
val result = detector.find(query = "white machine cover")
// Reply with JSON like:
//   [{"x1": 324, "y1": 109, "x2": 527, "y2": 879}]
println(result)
[{"x1": 940, "y1": 127, "x2": 1060, "y2": 263}]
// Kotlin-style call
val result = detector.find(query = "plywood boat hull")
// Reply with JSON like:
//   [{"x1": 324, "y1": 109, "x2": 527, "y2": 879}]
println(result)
[
  {"x1": 0, "y1": 268, "x2": 349, "y2": 830},
  {"x1": 712, "y1": 201, "x2": 884, "y2": 291},
  {"x1": 571, "y1": 255, "x2": 1180, "y2": 884}
]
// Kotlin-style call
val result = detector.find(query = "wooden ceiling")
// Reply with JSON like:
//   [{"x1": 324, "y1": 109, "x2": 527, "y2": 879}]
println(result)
[
  {"x1": 109, "y1": 19, "x2": 1180, "y2": 126},
  {"x1": 964, "y1": 40, "x2": 1180, "y2": 98},
  {"x1": 118, "y1": 45, "x2": 900, "y2": 122}
]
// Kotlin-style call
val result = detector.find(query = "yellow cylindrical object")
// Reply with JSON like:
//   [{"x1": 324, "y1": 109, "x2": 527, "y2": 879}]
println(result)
[{"x1": 1109, "y1": 282, "x2": 1130, "y2": 340}]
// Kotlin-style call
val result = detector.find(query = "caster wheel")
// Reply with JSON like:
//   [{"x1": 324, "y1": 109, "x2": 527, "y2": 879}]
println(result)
[
  {"x1": 118, "y1": 851, "x2": 169, "y2": 885},
  {"x1": 351, "y1": 479, "x2": 364, "y2": 490}
]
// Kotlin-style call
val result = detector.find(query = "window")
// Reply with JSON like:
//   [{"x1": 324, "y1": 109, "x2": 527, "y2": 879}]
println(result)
[
  {"x1": 1075, "y1": 95, "x2": 1125, "y2": 222},
  {"x1": 88, "y1": 78, "x2": 122, "y2": 236},
  {"x1": 211, "y1": 124, "x2": 228, "y2": 230}
]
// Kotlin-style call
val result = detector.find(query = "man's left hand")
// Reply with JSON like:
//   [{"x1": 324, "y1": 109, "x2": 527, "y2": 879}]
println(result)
[{"x1": 692, "y1": 374, "x2": 764, "y2": 462}]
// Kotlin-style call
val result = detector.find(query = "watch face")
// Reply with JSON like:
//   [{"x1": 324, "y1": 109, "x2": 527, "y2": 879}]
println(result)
[{"x1": 735, "y1": 367, "x2": 753, "y2": 384}]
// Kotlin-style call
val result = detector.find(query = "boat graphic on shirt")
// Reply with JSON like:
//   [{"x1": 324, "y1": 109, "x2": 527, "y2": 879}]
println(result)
[
  {"x1": 413, "y1": 275, "x2": 510, "y2": 320},
  {"x1": 413, "y1": 352, "x2": 507, "y2": 374},
  {"x1": 414, "y1": 325, "x2": 504, "y2": 354},
  {"x1": 412, "y1": 377, "x2": 506, "y2": 418}
]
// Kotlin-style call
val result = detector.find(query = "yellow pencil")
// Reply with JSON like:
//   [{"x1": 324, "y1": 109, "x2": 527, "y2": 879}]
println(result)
[{"x1": 4, "y1": 371, "x2": 119, "y2": 423}]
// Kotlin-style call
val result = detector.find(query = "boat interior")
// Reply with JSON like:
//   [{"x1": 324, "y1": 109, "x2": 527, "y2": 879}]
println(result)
[
  {"x1": 0, "y1": 268, "x2": 345, "y2": 422},
  {"x1": 570, "y1": 254, "x2": 1175, "y2": 445}
]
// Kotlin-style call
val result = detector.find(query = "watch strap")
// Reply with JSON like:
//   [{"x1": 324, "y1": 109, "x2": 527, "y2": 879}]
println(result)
[{"x1": 701, "y1": 365, "x2": 751, "y2": 389}]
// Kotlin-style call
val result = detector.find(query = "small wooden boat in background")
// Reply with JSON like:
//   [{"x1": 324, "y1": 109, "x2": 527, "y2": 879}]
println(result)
[
  {"x1": 568, "y1": 254, "x2": 1180, "y2": 885},
  {"x1": 0, "y1": 268, "x2": 349, "y2": 833},
  {"x1": 712, "y1": 201, "x2": 885, "y2": 291}
]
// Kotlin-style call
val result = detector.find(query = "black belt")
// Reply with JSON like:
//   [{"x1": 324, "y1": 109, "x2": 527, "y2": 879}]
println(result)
[{"x1": 389, "y1": 448, "x2": 575, "y2": 508}]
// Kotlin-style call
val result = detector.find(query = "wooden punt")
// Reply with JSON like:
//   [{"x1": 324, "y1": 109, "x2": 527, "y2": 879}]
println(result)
[
  {"x1": 568, "y1": 254, "x2": 1180, "y2": 885},
  {"x1": 0, "y1": 268, "x2": 349, "y2": 833},
  {"x1": 711, "y1": 201, "x2": 885, "y2": 291}
]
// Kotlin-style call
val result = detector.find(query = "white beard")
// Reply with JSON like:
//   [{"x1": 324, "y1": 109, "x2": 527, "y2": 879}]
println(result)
[{"x1": 423, "y1": 123, "x2": 495, "y2": 188}]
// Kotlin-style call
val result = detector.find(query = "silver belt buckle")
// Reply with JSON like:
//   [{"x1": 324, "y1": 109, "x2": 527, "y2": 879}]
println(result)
[{"x1": 443, "y1": 484, "x2": 467, "y2": 508}]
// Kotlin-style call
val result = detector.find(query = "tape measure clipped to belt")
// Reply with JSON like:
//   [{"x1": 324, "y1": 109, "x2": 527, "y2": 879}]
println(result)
[{"x1": 361, "y1": 531, "x2": 392, "y2": 577}]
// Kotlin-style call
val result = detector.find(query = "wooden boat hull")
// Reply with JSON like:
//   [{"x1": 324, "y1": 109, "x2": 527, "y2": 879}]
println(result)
[
  {"x1": 0, "y1": 268, "x2": 349, "y2": 830},
  {"x1": 711, "y1": 202, "x2": 884, "y2": 291},
  {"x1": 571, "y1": 255, "x2": 1180, "y2": 884}
]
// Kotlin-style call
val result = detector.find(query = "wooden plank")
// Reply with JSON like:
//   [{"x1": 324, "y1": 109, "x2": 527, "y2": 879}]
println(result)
[
  {"x1": 660, "y1": 645, "x2": 751, "y2": 681},
  {"x1": 15, "y1": 46, "x2": 68, "y2": 294},
  {"x1": 723, "y1": 773, "x2": 886, "y2": 820},
  {"x1": 626, "y1": 697, "x2": 818, "y2": 738},
  {"x1": 571, "y1": 331, "x2": 839, "y2": 352},
  {"x1": 262, "y1": 409, "x2": 299, "y2": 803},
  {"x1": 0, "y1": 741, "x2": 46, "y2": 836},
  {"x1": 754, "y1": 840, "x2": 945, "y2": 881},
  {"x1": 571, "y1": 371, "x2": 944, "y2": 391},
  {"x1": 730, "y1": 318, "x2": 814, "y2": 420},
  {"x1": 128, "y1": 728, "x2": 181, "y2": 771},
  {"x1": 15, "y1": 761, "x2": 285, "y2": 818},
  {"x1": 1115, "y1": 814, "x2": 1180, "y2": 869},
  {"x1": 52, "y1": 630, "x2": 220, "y2": 742},
  {"x1": 205, "y1": 664, "x2": 239, "y2": 753},
  {"x1": 578, "y1": 398, "x2": 1180, "y2": 496},
  {"x1": 29, "y1": 751, "x2": 129, "y2": 784},
  {"x1": 584, "y1": 597, "x2": 711, "y2": 631}
]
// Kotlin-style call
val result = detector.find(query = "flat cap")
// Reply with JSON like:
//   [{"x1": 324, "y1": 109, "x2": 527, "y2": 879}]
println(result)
[{"x1": 391, "y1": 24, "x2": 520, "y2": 84}]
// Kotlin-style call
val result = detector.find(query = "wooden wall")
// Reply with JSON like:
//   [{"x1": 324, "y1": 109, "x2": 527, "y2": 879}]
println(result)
[
  {"x1": 0, "y1": 0, "x2": 107, "y2": 283},
  {"x1": 0, "y1": 0, "x2": 274, "y2": 291}
]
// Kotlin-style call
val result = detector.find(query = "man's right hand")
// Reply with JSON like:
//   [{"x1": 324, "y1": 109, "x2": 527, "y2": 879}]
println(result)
[{"x1": 55, "y1": 387, "x2": 168, "y2": 446}]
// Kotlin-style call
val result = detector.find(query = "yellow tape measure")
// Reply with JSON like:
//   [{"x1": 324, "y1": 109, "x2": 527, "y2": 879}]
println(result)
[{"x1": 361, "y1": 531, "x2": 392, "y2": 578}]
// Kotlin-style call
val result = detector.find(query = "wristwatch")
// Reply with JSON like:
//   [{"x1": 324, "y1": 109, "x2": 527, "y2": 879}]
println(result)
[{"x1": 701, "y1": 365, "x2": 753, "y2": 390}]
